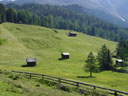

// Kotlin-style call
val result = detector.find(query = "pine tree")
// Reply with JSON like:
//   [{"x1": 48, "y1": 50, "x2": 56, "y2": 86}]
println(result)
[
  {"x1": 6, "y1": 8, "x2": 16, "y2": 23},
  {"x1": 97, "y1": 45, "x2": 113, "y2": 71},
  {"x1": 90, "y1": 26, "x2": 95, "y2": 36},
  {"x1": 0, "y1": 4, "x2": 6, "y2": 23},
  {"x1": 116, "y1": 39, "x2": 128, "y2": 60},
  {"x1": 48, "y1": 15, "x2": 54, "y2": 28},
  {"x1": 44, "y1": 16, "x2": 49, "y2": 27},
  {"x1": 107, "y1": 49, "x2": 113, "y2": 69},
  {"x1": 116, "y1": 39, "x2": 128, "y2": 69},
  {"x1": 0, "y1": 14, "x2": 2, "y2": 23},
  {"x1": 85, "y1": 52, "x2": 96, "y2": 77}
]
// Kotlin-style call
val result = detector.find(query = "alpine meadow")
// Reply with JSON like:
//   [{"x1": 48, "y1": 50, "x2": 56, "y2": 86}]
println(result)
[{"x1": 0, "y1": 1, "x2": 128, "y2": 96}]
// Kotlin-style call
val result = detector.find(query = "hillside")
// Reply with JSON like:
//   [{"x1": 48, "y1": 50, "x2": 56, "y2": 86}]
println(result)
[
  {"x1": 0, "y1": 70, "x2": 83, "y2": 96},
  {"x1": 0, "y1": 22, "x2": 116, "y2": 70},
  {"x1": 0, "y1": 23, "x2": 128, "y2": 92},
  {"x1": 5, "y1": 4, "x2": 128, "y2": 41}
]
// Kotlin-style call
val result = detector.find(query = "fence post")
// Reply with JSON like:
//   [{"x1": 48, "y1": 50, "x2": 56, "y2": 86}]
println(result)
[
  {"x1": 29, "y1": 72, "x2": 32, "y2": 79},
  {"x1": 93, "y1": 86, "x2": 96, "y2": 90},
  {"x1": 42, "y1": 74, "x2": 44, "y2": 80},
  {"x1": 76, "y1": 82, "x2": 79, "y2": 88},
  {"x1": 114, "y1": 91, "x2": 118, "y2": 96},
  {"x1": 58, "y1": 78, "x2": 61, "y2": 84}
]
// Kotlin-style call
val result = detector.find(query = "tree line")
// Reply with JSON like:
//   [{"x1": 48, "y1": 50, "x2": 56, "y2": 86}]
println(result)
[
  {"x1": 6, "y1": 3, "x2": 128, "y2": 41},
  {"x1": 1, "y1": 3, "x2": 128, "y2": 42},
  {"x1": 0, "y1": 4, "x2": 41, "y2": 25}
]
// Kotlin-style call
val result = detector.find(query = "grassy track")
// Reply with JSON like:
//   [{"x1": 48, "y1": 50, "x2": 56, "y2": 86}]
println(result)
[{"x1": 0, "y1": 23, "x2": 127, "y2": 92}]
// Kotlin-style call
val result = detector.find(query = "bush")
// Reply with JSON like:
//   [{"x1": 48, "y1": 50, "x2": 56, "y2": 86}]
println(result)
[
  {"x1": 0, "y1": 38, "x2": 6, "y2": 45},
  {"x1": 8, "y1": 73, "x2": 23, "y2": 80},
  {"x1": 0, "y1": 69, "x2": 10, "y2": 75},
  {"x1": 37, "y1": 79, "x2": 56, "y2": 87}
]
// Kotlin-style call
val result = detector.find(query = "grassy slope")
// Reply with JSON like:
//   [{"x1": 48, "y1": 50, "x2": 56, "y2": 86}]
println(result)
[
  {"x1": 0, "y1": 23, "x2": 127, "y2": 92},
  {"x1": 0, "y1": 70, "x2": 83, "y2": 96}
]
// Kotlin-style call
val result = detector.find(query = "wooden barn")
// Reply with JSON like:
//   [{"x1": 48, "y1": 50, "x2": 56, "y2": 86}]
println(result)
[
  {"x1": 61, "y1": 53, "x2": 70, "y2": 59},
  {"x1": 69, "y1": 32, "x2": 77, "y2": 37},
  {"x1": 26, "y1": 58, "x2": 36, "y2": 66}
]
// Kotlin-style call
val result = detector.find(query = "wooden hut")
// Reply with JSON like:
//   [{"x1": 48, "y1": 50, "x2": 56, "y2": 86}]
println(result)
[
  {"x1": 61, "y1": 53, "x2": 70, "y2": 59},
  {"x1": 69, "y1": 32, "x2": 77, "y2": 37},
  {"x1": 26, "y1": 58, "x2": 36, "y2": 66},
  {"x1": 116, "y1": 59, "x2": 123, "y2": 66}
]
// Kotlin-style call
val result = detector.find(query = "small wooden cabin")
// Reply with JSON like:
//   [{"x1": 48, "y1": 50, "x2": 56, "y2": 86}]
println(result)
[
  {"x1": 116, "y1": 59, "x2": 123, "y2": 66},
  {"x1": 69, "y1": 32, "x2": 77, "y2": 37},
  {"x1": 61, "y1": 53, "x2": 70, "y2": 59},
  {"x1": 26, "y1": 58, "x2": 36, "y2": 66},
  {"x1": 19, "y1": 21, "x2": 22, "y2": 24}
]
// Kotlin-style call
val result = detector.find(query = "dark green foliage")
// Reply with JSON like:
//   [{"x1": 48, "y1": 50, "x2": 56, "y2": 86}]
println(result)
[
  {"x1": 0, "y1": 38, "x2": 6, "y2": 45},
  {"x1": 85, "y1": 52, "x2": 97, "y2": 77},
  {"x1": 8, "y1": 8, "x2": 41, "y2": 25},
  {"x1": 0, "y1": 3, "x2": 6, "y2": 23},
  {"x1": 90, "y1": 26, "x2": 95, "y2": 36},
  {"x1": 6, "y1": 8, "x2": 16, "y2": 22},
  {"x1": 97, "y1": 45, "x2": 113, "y2": 71},
  {"x1": 42, "y1": 15, "x2": 54, "y2": 28},
  {"x1": 8, "y1": 73, "x2": 22, "y2": 80},
  {"x1": 116, "y1": 39, "x2": 128, "y2": 68},
  {"x1": 0, "y1": 3, "x2": 41, "y2": 26},
  {"x1": 116, "y1": 39, "x2": 128, "y2": 60},
  {"x1": 17, "y1": 10, "x2": 27, "y2": 24}
]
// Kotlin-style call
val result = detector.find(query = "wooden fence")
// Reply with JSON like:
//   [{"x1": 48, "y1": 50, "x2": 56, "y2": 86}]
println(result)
[{"x1": 12, "y1": 71, "x2": 128, "y2": 96}]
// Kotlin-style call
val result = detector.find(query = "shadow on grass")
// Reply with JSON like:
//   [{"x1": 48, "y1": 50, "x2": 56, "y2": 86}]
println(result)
[
  {"x1": 21, "y1": 65, "x2": 28, "y2": 67},
  {"x1": 58, "y1": 58, "x2": 63, "y2": 60},
  {"x1": 21, "y1": 64, "x2": 36, "y2": 67},
  {"x1": 77, "y1": 76, "x2": 96, "y2": 78},
  {"x1": 113, "y1": 69, "x2": 128, "y2": 73},
  {"x1": 58, "y1": 58, "x2": 69, "y2": 61}
]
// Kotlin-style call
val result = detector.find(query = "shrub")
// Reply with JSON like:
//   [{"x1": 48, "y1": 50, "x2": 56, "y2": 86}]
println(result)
[
  {"x1": 37, "y1": 79, "x2": 56, "y2": 87},
  {"x1": 0, "y1": 38, "x2": 7, "y2": 45}
]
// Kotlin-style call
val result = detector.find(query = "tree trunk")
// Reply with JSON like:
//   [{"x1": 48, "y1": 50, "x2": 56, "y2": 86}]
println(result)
[{"x1": 90, "y1": 71, "x2": 92, "y2": 77}]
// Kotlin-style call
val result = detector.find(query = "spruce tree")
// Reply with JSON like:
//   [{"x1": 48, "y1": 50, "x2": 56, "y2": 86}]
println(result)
[
  {"x1": 90, "y1": 26, "x2": 95, "y2": 36},
  {"x1": 0, "y1": 4, "x2": 6, "y2": 23},
  {"x1": 85, "y1": 52, "x2": 96, "y2": 77},
  {"x1": 116, "y1": 39, "x2": 128, "y2": 69},
  {"x1": 48, "y1": 15, "x2": 54, "y2": 28},
  {"x1": 107, "y1": 49, "x2": 113, "y2": 70},
  {"x1": 97, "y1": 45, "x2": 113, "y2": 71},
  {"x1": 0, "y1": 14, "x2": 2, "y2": 23},
  {"x1": 6, "y1": 8, "x2": 16, "y2": 22},
  {"x1": 116, "y1": 39, "x2": 128, "y2": 60}
]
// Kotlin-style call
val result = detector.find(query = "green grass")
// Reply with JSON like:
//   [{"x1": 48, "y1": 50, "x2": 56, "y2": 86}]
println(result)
[
  {"x1": 0, "y1": 23, "x2": 128, "y2": 92},
  {"x1": 0, "y1": 70, "x2": 84, "y2": 96}
]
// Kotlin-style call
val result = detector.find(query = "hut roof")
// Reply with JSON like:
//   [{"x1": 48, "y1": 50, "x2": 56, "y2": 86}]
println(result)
[
  {"x1": 70, "y1": 32, "x2": 76, "y2": 34},
  {"x1": 26, "y1": 58, "x2": 36, "y2": 62},
  {"x1": 116, "y1": 59, "x2": 123, "y2": 62},
  {"x1": 62, "y1": 53, "x2": 70, "y2": 55}
]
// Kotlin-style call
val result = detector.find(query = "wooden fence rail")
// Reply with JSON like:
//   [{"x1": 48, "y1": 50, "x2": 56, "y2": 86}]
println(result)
[{"x1": 11, "y1": 71, "x2": 128, "y2": 96}]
